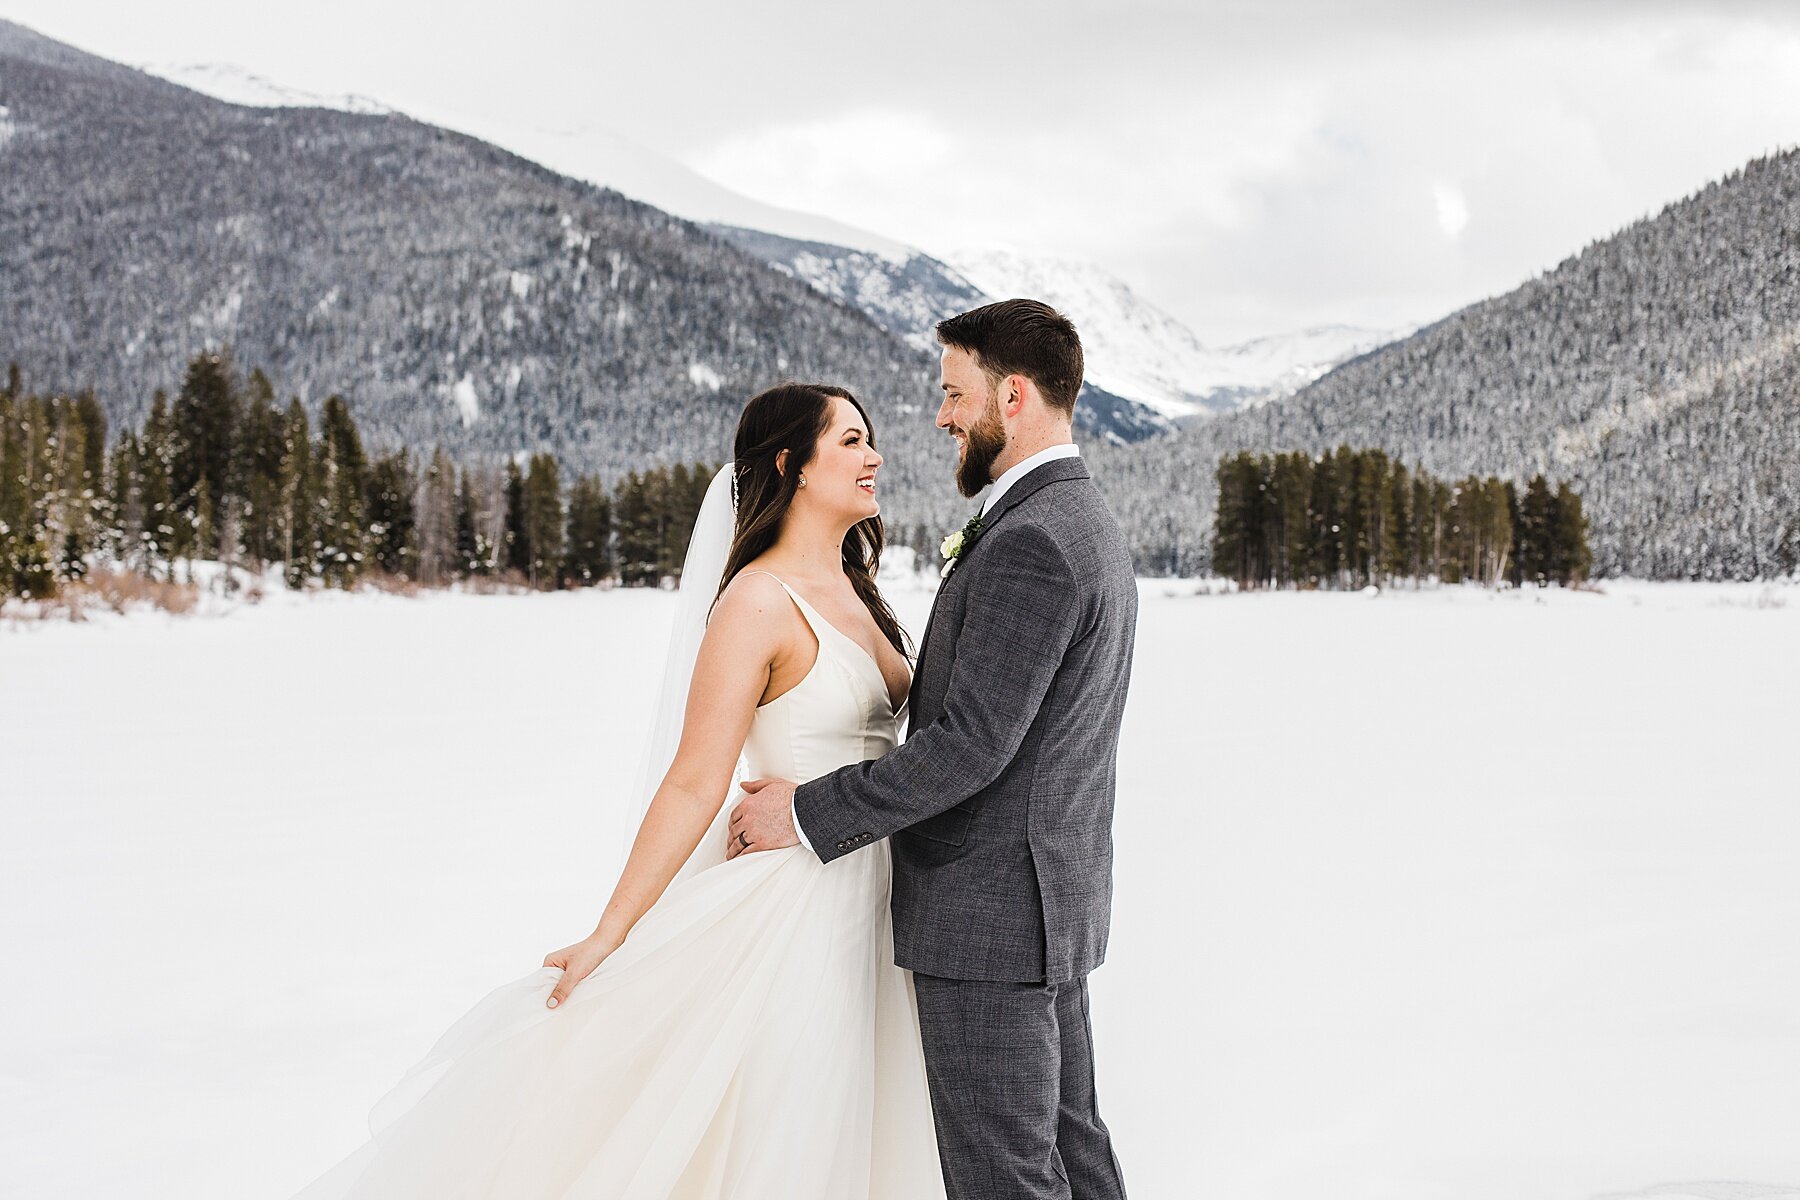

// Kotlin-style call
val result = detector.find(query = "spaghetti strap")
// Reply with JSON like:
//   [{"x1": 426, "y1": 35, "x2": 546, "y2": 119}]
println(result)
[
  {"x1": 736, "y1": 569, "x2": 838, "y2": 669},
  {"x1": 736, "y1": 569, "x2": 825, "y2": 637},
  {"x1": 733, "y1": 569, "x2": 906, "y2": 713}
]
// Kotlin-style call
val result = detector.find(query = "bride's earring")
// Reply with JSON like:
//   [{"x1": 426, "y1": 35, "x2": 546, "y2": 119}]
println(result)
[{"x1": 798, "y1": 474, "x2": 807, "y2": 488}]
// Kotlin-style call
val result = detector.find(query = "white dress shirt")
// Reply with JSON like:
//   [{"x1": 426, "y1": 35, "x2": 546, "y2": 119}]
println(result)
[{"x1": 789, "y1": 441, "x2": 1081, "y2": 854}]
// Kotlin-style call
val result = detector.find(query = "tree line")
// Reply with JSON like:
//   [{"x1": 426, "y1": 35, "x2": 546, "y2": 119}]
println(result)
[
  {"x1": 3, "y1": 356, "x2": 1602, "y2": 605},
  {"x1": 1211, "y1": 446, "x2": 1592, "y2": 590},
  {"x1": 0, "y1": 354, "x2": 717, "y2": 601}
]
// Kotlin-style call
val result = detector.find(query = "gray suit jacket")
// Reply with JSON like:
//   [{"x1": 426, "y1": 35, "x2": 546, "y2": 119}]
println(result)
[{"x1": 793, "y1": 456, "x2": 1139, "y2": 983}]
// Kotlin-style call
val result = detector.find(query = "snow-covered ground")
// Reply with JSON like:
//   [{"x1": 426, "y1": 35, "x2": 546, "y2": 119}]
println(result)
[{"x1": 2, "y1": 578, "x2": 1797, "y2": 1200}]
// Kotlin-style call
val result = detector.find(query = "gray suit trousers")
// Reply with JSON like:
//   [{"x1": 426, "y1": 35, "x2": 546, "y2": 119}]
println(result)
[{"x1": 912, "y1": 972, "x2": 1128, "y2": 1200}]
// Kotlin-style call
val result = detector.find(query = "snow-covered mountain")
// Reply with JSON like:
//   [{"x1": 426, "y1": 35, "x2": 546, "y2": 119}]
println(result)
[
  {"x1": 139, "y1": 62, "x2": 393, "y2": 115},
  {"x1": 5, "y1": 27, "x2": 957, "y2": 519},
  {"x1": 710, "y1": 225, "x2": 986, "y2": 354},
  {"x1": 139, "y1": 63, "x2": 915, "y2": 262},
  {"x1": 709, "y1": 227, "x2": 1409, "y2": 428},
  {"x1": 139, "y1": 60, "x2": 1404, "y2": 437},
  {"x1": 943, "y1": 249, "x2": 1408, "y2": 419}
]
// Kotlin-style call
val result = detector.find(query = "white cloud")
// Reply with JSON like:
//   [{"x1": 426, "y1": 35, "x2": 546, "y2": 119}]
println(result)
[
  {"x1": 691, "y1": 109, "x2": 957, "y2": 228},
  {"x1": 9, "y1": 0, "x2": 1800, "y2": 343},
  {"x1": 1432, "y1": 182, "x2": 1469, "y2": 241}
]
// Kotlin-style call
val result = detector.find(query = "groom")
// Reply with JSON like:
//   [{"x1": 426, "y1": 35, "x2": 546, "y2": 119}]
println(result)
[{"x1": 729, "y1": 298, "x2": 1137, "y2": 1200}]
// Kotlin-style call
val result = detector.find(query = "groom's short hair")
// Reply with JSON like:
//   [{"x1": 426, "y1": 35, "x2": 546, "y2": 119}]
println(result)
[{"x1": 936, "y1": 299, "x2": 1083, "y2": 417}]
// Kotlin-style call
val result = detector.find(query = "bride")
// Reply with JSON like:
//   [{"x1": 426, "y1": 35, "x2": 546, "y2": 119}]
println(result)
[{"x1": 288, "y1": 382, "x2": 946, "y2": 1199}]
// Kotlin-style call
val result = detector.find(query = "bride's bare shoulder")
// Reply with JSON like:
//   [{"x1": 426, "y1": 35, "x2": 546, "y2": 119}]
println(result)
[{"x1": 709, "y1": 567, "x2": 802, "y2": 638}]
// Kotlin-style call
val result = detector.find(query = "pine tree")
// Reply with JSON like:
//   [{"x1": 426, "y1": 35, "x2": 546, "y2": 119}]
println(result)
[
  {"x1": 104, "y1": 433, "x2": 143, "y2": 568},
  {"x1": 1382, "y1": 461, "x2": 1413, "y2": 584},
  {"x1": 277, "y1": 398, "x2": 316, "y2": 588},
  {"x1": 1483, "y1": 478, "x2": 1515, "y2": 586},
  {"x1": 416, "y1": 447, "x2": 457, "y2": 586},
  {"x1": 1553, "y1": 482, "x2": 1592, "y2": 585},
  {"x1": 1352, "y1": 448, "x2": 1390, "y2": 587},
  {"x1": 1309, "y1": 451, "x2": 1342, "y2": 585},
  {"x1": 316, "y1": 395, "x2": 367, "y2": 588},
  {"x1": 502, "y1": 460, "x2": 529, "y2": 578},
  {"x1": 613, "y1": 470, "x2": 659, "y2": 586},
  {"x1": 1504, "y1": 480, "x2": 1525, "y2": 587},
  {"x1": 1516, "y1": 474, "x2": 1556, "y2": 586},
  {"x1": 0, "y1": 392, "x2": 25, "y2": 598},
  {"x1": 365, "y1": 449, "x2": 418, "y2": 578},
  {"x1": 29, "y1": 395, "x2": 91, "y2": 583},
  {"x1": 73, "y1": 393, "x2": 107, "y2": 561},
  {"x1": 239, "y1": 369, "x2": 285, "y2": 570},
  {"x1": 658, "y1": 462, "x2": 713, "y2": 580},
  {"x1": 1329, "y1": 446, "x2": 1363, "y2": 586},
  {"x1": 191, "y1": 476, "x2": 215, "y2": 572},
  {"x1": 454, "y1": 467, "x2": 487, "y2": 576},
  {"x1": 170, "y1": 350, "x2": 241, "y2": 558},
  {"x1": 139, "y1": 392, "x2": 176, "y2": 576},
  {"x1": 563, "y1": 473, "x2": 612, "y2": 585},
  {"x1": 1, "y1": 392, "x2": 52, "y2": 600},
  {"x1": 1267, "y1": 451, "x2": 1312, "y2": 587},
  {"x1": 522, "y1": 452, "x2": 564, "y2": 589},
  {"x1": 1210, "y1": 452, "x2": 1266, "y2": 589},
  {"x1": 1425, "y1": 478, "x2": 1452, "y2": 581},
  {"x1": 1408, "y1": 473, "x2": 1432, "y2": 581}
]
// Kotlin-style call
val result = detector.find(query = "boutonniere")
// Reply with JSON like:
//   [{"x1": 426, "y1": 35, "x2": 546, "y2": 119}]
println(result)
[{"x1": 939, "y1": 514, "x2": 984, "y2": 578}]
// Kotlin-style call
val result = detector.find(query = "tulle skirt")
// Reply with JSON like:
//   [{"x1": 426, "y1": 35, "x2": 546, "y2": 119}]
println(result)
[{"x1": 288, "y1": 834, "x2": 945, "y2": 1199}]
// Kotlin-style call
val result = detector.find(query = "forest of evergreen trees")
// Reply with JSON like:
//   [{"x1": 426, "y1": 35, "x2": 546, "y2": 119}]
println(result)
[
  {"x1": 2, "y1": 355, "x2": 1605, "y2": 607},
  {"x1": 0, "y1": 354, "x2": 719, "y2": 602},
  {"x1": 1211, "y1": 446, "x2": 1592, "y2": 590}
]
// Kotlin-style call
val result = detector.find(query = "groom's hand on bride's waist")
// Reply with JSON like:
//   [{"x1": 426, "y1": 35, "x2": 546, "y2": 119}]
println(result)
[{"x1": 727, "y1": 778, "x2": 799, "y2": 860}]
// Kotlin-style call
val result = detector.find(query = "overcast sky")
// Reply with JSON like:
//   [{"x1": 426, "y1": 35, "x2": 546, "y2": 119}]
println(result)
[{"x1": 6, "y1": 1, "x2": 1800, "y2": 342}]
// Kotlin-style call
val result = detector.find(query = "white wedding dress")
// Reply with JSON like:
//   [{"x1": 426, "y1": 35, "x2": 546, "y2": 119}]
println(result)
[{"x1": 289, "y1": 574, "x2": 946, "y2": 1200}]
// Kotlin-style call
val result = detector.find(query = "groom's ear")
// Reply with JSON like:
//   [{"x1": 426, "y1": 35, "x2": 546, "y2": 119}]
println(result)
[{"x1": 1000, "y1": 373, "x2": 1029, "y2": 418}]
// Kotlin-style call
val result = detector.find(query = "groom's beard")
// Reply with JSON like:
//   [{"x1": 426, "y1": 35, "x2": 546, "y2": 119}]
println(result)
[{"x1": 954, "y1": 393, "x2": 1007, "y2": 498}]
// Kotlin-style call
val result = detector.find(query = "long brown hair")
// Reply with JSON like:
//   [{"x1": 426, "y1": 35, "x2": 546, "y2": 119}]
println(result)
[{"x1": 714, "y1": 382, "x2": 912, "y2": 659}]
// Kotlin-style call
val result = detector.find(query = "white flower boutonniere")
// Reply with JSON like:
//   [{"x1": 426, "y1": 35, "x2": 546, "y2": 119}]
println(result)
[{"x1": 939, "y1": 514, "x2": 984, "y2": 578}]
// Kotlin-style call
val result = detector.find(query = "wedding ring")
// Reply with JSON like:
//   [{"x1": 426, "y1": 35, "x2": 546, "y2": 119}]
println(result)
[{"x1": 737, "y1": 832, "x2": 750, "y2": 849}]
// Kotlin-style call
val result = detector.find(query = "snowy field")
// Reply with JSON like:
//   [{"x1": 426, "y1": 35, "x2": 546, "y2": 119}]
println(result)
[{"x1": 3, "y1": 577, "x2": 1799, "y2": 1200}]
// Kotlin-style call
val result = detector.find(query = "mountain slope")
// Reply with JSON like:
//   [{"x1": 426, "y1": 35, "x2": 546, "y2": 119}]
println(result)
[
  {"x1": 135, "y1": 57, "x2": 1170, "y2": 448},
  {"x1": 141, "y1": 58, "x2": 1396, "y2": 442},
  {"x1": 1094, "y1": 149, "x2": 1800, "y2": 578},
  {"x1": 0, "y1": 21, "x2": 978, "y2": 535},
  {"x1": 138, "y1": 61, "x2": 918, "y2": 261}
]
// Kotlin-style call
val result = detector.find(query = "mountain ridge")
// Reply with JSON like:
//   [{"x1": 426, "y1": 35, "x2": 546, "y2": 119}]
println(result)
[
  {"x1": 1094, "y1": 148, "x2": 1800, "y2": 578},
  {"x1": 0, "y1": 20, "x2": 980, "y2": 538},
  {"x1": 137, "y1": 54, "x2": 1404, "y2": 439}
]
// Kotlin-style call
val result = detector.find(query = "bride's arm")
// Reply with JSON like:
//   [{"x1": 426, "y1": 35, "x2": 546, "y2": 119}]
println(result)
[{"x1": 542, "y1": 573, "x2": 791, "y2": 1007}]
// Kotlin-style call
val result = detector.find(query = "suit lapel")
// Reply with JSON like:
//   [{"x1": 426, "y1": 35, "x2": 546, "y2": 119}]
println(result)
[
  {"x1": 904, "y1": 457, "x2": 1090, "y2": 725},
  {"x1": 941, "y1": 455, "x2": 1091, "y2": 583},
  {"x1": 908, "y1": 514, "x2": 971, "y2": 714},
  {"x1": 971, "y1": 455, "x2": 1090, "y2": 541}
]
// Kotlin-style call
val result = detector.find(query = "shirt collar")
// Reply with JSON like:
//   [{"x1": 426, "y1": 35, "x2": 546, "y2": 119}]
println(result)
[{"x1": 979, "y1": 442, "x2": 1081, "y2": 518}]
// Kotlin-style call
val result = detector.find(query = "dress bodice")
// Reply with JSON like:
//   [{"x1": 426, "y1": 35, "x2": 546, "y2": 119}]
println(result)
[{"x1": 739, "y1": 572, "x2": 908, "y2": 785}]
